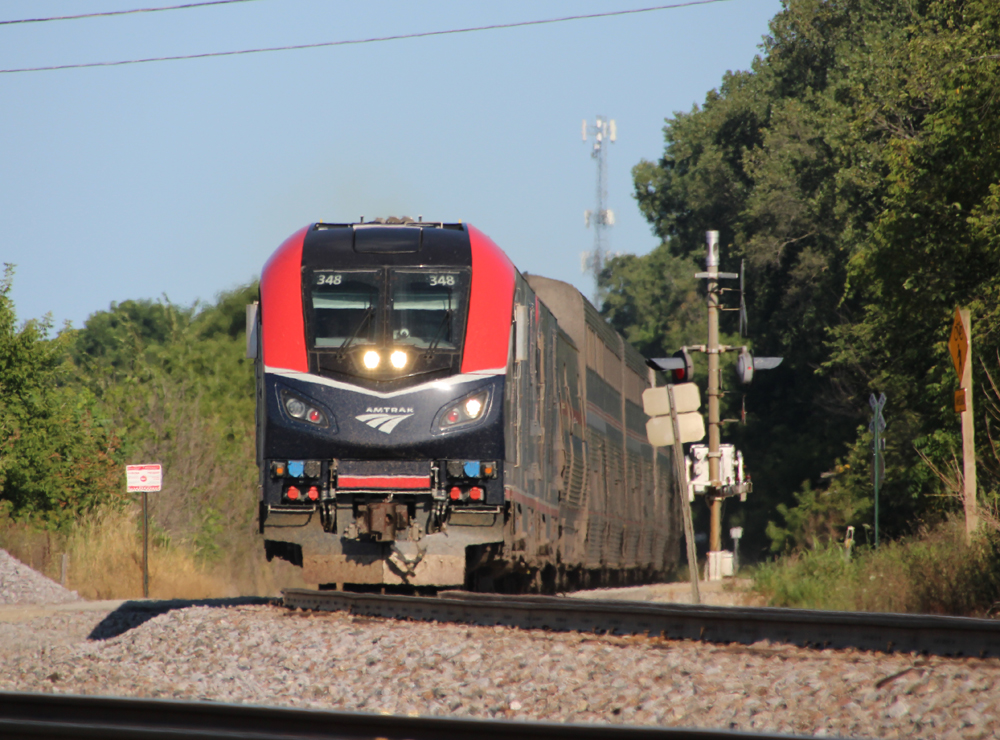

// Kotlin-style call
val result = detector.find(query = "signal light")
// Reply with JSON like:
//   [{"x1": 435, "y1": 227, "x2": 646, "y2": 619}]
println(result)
[
  {"x1": 646, "y1": 351, "x2": 694, "y2": 383},
  {"x1": 469, "y1": 486, "x2": 483, "y2": 501},
  {"x1": 286, "y1": 486, "x2": 301, "y2": 501},
  {"x1": 671, "y1": 349, "x2": 694, "y2": 383},
  {"x1": 306, "y1": 486, "x2": 320, "y2": 501},
  {"x1": 449, "y1": 487, "x2": 462, "y2": 501}
]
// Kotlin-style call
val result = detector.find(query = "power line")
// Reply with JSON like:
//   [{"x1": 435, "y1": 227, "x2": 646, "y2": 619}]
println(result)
[
  {"x1": 0, "y1": 0, "x2": 259, "y2": 26},
  {"x1": 0, "y1": 0, "x2": 733, "y2": 74}
]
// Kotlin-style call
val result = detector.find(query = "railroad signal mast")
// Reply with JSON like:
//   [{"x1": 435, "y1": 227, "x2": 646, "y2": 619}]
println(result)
[
  {"x1": 647, "y1": 231, "x2": 782, "y2": 580},
  {"x1": 581, "y1": 115, "x2": 616, "y2": 299}
]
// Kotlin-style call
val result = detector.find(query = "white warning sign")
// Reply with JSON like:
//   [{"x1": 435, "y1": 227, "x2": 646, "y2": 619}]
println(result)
[{"x1": 126, "y1": 464, "x2": 163, "y2": 492}]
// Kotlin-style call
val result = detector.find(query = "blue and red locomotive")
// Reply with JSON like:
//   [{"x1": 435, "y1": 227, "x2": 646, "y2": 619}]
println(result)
[{"x1": 251, "y1": 219, "x2": 680, "y2": 591}]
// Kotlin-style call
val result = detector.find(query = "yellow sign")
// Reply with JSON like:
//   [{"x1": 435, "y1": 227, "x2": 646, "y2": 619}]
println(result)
[{"x1": 949, "y1": 308, "x2": 969, "y2": 380}]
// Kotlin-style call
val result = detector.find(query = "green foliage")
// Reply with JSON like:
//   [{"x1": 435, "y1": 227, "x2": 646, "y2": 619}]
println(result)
[
  {"x1": 70, "y1": 282, "x2": 260, "y2": 564},
  {"x1": 754, "y1": 518, "x2": 1000, "y2": 616},
  {"x1": 619, "y1": 0, "x2": 1000, "y2": 555},
  {"x1": 0, "y1": 266, "x2": 125, "y2": 524},
  {"x1": 599, "y1": 247, "x2": 706, "y2": 358}
]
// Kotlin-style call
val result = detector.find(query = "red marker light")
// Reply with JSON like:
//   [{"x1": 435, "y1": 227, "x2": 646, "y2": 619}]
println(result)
[
  {"x1": 449, "y1": 487, "x2": 462, "y2": 500},
  {"x1": 308, "y1": 409, "x2": 321, "y2": 423},
  {"x1": 446, "y1": 408, "x2": 460, "y2": 424},
  {"x1": 286, "y1": 486, "x2": 301, "y2": 500},
  {"x1": 306, "y1": 486, "x2": 319, "y2": 501},
  {"x1": 469, "y1": 486, "x2": 483, "y2": 501}
]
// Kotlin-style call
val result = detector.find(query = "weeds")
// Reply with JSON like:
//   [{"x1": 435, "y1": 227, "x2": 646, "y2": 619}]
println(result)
[
  {"x1": 753, "y1": 517, "x2": 1000, "y2": 615},
  {"x1": 0, "y1": 505, "x2": 303, "y2": 599}
]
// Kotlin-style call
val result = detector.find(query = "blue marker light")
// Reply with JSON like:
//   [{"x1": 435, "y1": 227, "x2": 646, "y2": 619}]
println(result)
[
  {"x1": 287, "y1": 460, "x2": 305, "y2": 478},
  {"x1": 463, "y1": 460, "x2": 481, "y2": 478}
]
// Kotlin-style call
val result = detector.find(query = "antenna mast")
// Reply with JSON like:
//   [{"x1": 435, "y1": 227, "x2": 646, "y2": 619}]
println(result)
[{"x1": 582, "y1": 115, "x2": 616, "y2": 301}]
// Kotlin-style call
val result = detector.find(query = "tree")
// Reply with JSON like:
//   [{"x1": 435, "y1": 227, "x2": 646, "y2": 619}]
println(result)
[
  {"x1": 0, "y1": 266, "x2": 124, "y2": 523},
  {"x1": 617, "y1": 0, "x2": 1000, "y2": 554}
]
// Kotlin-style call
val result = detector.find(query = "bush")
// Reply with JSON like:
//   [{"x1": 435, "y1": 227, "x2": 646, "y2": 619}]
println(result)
[
  {"x1": 0, "y1": 266, "x2": 125, "y2": 524},
  {"x1": 753, "y1": 518, "x2": 1000, "y2": 616}
]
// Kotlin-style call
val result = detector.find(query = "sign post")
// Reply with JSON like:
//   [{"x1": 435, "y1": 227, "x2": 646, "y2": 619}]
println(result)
[
  {"x1": 668, "y1": 384, "x2": 701, "y2": 605},
  {"x1": 642, "y1": 380, "x2": 704, "y2": 604},
  {"x1": 949, "y1": 307, "x2": 977, "y2": 539},
  {"x1": 126, "y1": 464, "x2": 163, "y2": 598},
  {"x1": 869, "y1": 393, "x2": 886, "y2": 548}
]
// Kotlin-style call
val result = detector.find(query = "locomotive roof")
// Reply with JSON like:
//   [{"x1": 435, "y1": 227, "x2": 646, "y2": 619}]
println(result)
[
  {"x1": 260, "y1": 221, "x2": 516, "y2": 376},
  {"x1": 303, "y1": 221, "x2": 472, "y2": 268}
]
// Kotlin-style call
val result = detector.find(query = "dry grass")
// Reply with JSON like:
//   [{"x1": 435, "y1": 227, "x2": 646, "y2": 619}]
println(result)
[
  {"x1": 1, "y1": 505, "x2": 303, "y2": 600},
  {"x1": 752, "y1": 517, "x2": 1000, "y2": 615},
  {"x1": 62, "y1": 507, "x2": 234, "y2": 600}
]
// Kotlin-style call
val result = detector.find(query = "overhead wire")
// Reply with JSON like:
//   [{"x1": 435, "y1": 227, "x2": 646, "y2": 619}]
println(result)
[
  {"x1": 0, "y1": 0, "x2": 733, "y2": 74},
  {"x1": 0, "y1": 0, "x2": 259, "y2": 26}
]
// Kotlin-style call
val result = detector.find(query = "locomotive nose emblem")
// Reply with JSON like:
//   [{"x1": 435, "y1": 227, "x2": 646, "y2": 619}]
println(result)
[{"x1": 355, "y1": 408, "x2": 414, "y2": 434}]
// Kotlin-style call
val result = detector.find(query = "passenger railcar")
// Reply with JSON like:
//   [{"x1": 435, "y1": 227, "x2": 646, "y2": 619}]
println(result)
[{"x1": 251, "y1": 219, "x2": 680, "y2": 591}]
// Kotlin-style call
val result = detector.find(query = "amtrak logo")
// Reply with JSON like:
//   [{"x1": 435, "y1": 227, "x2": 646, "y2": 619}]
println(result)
[{"x1": 355, "y1": 407, "x2": 414, "y2": 434}]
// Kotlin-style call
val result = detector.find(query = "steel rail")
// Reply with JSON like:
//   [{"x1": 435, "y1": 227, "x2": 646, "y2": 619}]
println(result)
[
  {"x1": 284, "y1": 588, "x2": 1000, "y2": 658},
  {"x1": 0, "y1": 691, "x2": 817, "y2": 740}
]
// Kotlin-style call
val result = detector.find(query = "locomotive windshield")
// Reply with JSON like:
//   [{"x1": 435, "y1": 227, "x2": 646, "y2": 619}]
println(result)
[
  {"x1": 391, "y1": 270, "x2": 467, "y2": 350},
  {"x1": 306, "y1": 268, "x2": 470, "y2": 383},
  {"x1": 310, "y1": 270, "x2": 380, "y2": 348}
]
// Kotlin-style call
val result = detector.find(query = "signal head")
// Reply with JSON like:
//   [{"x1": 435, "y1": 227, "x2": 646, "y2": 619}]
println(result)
[{"x1": 671, "y1": 349, "x2": 694, "y2": 383}]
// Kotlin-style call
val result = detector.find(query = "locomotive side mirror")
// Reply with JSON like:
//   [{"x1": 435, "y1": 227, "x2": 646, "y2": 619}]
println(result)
[
  {"x1": 246, "y1": 302, "x2": 259, "y2": 360},
  {"x1": 514, "y1": 305, "x2": 528, "y2": 362}
]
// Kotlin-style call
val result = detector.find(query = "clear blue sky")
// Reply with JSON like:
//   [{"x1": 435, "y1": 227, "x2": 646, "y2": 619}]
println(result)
[{"x1": 1, "y1": 0, "x2": 783, "y2": 329}]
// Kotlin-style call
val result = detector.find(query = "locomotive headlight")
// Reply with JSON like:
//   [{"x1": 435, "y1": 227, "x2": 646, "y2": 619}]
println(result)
[
  {"x1": 362, "y1": 350, "x2": 381, "y2": 369},
  {"x1": 390, "y1": 350, "x2": 408, "y2": 370},
  {"x1": 280, "y1": 390, "x2": 333, "y2": 430},
  {"x1": 435, "y1": 389, "x2": 490, "y2": 432},
  {"x1": 285, "y1": 397, "x2": 307, "y2": 418},
  {"x1": 464, "y1": 397, "x2": 483, "y2": 419}
]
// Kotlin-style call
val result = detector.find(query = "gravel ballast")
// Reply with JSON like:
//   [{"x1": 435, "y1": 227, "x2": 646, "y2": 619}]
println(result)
[
  {"x1": 1, "y1": 602, "x2": 999, "y2": 739},
  {"x1": 0, "y1": 550, "x2": 79, "y2": 606},
  {"x1": 1, "y1": 552, "x2": 997, "y2": 738}
]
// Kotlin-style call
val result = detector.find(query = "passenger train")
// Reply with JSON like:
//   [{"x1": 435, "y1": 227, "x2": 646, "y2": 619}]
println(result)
[{"x1": 250, "y1": 219, "x2": 681, "y2": 591}]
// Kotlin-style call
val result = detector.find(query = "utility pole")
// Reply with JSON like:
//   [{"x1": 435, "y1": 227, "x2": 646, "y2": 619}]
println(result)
[
  {"x1": 705, "y1": 231, "x2": 724, "y2": 559},
  {"x1": 581, "y1": 115, "x2": 616, "y2": 301}
]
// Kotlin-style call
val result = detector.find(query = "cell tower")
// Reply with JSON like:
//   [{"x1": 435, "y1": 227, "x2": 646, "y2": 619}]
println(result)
[{"x1": 582, "y1": 115, "x2": 616, "y2": 297}]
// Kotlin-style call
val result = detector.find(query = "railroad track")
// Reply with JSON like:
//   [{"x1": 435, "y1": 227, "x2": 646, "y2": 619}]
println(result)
[
  {"x1": 0, "y1": 691, "x2": 816, "y2": 740},
  {"x1": 284, "y1": 588, "x2": 1000, "y2": 658}
]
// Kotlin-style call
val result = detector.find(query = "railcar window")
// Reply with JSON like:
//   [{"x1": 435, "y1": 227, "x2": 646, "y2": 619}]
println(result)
[
  {"x1": 310, "y1": 271, "x2": 380, "y2": 348},
  {"x1": 390, "y1": 270, "x2": 469, "y2": 350}
]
